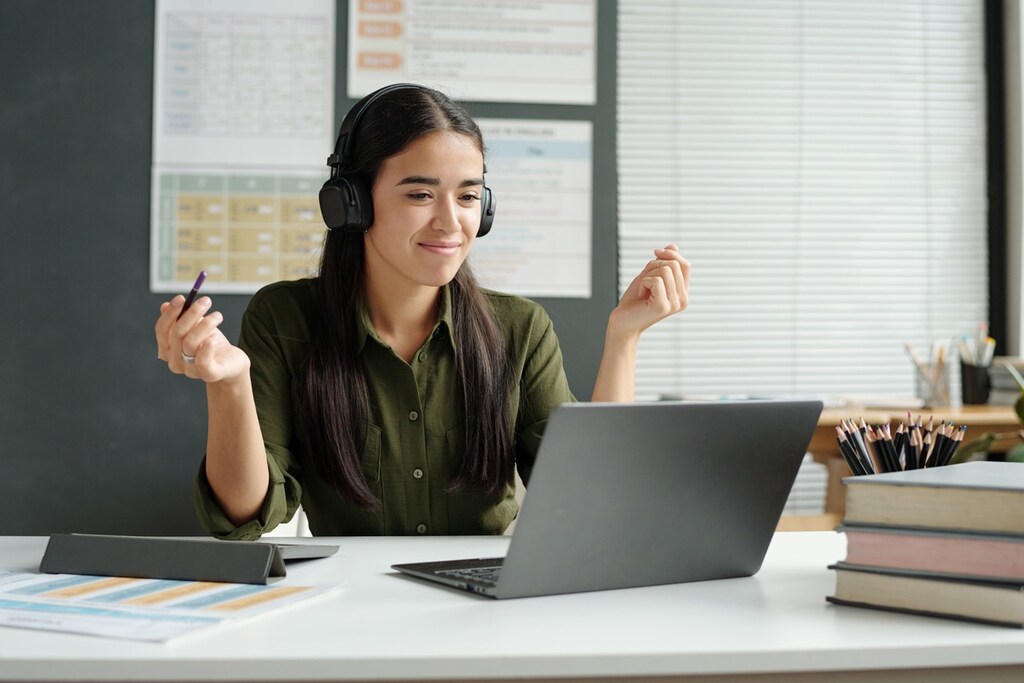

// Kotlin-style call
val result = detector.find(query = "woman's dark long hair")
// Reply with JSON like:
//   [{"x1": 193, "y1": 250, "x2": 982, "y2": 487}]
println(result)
[{"x1": 299, "y1": 87, "x2": 515, "y2": 507}]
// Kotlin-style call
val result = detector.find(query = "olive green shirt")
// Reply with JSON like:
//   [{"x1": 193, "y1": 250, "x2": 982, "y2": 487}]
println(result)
[{"x1": 194, "y1": 279, "x2": 575, "y2": 539}]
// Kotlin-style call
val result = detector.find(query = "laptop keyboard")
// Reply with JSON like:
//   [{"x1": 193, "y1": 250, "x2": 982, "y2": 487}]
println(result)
[{"x1": 438, "y1": 565, "x2": 503, "y2": 586}]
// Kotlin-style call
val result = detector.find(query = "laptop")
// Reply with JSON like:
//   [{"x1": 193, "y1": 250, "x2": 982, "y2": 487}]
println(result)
[{"x1": 391, "y1": 399, "x2": 823, "y2": 598}]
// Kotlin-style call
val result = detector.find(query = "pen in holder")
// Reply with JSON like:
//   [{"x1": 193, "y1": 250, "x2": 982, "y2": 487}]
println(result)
[{"x1": 956, "y1": 334, "x2": 995, "y2": 405}]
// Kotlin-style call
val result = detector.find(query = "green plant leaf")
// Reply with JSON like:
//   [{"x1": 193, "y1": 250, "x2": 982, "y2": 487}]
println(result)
[
  {"x1": 1008, "y1": 443, "x2": 1024, "y2": 463},
  {"x1": 1015, "y1": 395, "x2": 1024, "y2": 424},
  {"x1": 950, "y1": 431, "x2": 998, "y2": 464},
  {"x1": 1006, "y1": 362, "x2": 1024, "y2": 393}
]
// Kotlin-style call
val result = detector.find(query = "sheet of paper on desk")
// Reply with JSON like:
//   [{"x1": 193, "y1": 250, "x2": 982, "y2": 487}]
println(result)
[{"x1": 0, "y1": 570, "x2": 339, "y2": 642}]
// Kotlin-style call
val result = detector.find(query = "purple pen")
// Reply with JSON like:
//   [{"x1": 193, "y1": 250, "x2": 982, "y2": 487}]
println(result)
[{"x1": 177, "y1": 271, "x2": 208, "y2": 320}]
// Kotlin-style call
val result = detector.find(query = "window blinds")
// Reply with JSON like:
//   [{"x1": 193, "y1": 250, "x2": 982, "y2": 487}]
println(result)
[{"x1": 617, "y1": 0, "x2": 988, "y2": 401}]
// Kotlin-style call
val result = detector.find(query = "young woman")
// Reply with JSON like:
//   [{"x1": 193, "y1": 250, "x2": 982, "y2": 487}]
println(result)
[{"x1": 154, "y1": 85, "x2": 690, "y2": 539}]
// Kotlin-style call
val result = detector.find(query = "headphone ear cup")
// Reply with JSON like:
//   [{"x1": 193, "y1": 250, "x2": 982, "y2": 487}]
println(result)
[
  {"x1": 478, "y1": 187, "x2": 496, "y2": 237},
  {"x1": 319, "y1": 175, "x2": 374, "y2": 232}
]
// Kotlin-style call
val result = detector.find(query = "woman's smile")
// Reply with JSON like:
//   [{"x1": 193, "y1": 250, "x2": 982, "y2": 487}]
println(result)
[{"x1": 419, "y1": 240, "x2": 463, "y2": 256}]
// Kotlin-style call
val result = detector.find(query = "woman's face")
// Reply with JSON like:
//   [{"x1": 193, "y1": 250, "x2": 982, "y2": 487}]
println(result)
[{"x1": 364, "y1": 130, "x2": 485, "y2": 292}]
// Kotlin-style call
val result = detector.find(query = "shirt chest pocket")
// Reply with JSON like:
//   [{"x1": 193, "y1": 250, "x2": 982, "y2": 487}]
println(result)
[{"x1": 362, "y1": 423, "x2": 382, "y2": 483}]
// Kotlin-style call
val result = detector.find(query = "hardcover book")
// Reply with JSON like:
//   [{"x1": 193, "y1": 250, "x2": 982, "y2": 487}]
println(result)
[
  {"x1": 828, "y1": 563, "x2": 1024, "y2": 628},
  {"x1": 842, "y1": 461, "x2": 1024, "y2": 534},
  {"x1": 840, "y1": 524, "x2": 1024, "y2": 582}
]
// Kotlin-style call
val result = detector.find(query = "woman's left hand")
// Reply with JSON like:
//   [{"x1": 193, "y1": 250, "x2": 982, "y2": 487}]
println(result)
[{"x1": 609, "y1": 244, "x2": 690, "y2": 339}]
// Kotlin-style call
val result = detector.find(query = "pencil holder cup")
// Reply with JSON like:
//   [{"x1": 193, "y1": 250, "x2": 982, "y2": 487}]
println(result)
[
  {"x1": 915, "y1": 363, "x2": 951, "y2": 407},
  {"x1": 959, "y1": 361, "x2": 991, "y2": 405}
]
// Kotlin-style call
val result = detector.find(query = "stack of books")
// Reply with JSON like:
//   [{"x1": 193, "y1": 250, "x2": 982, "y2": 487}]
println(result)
[{"x1": 827, "y1": 461, "x2": 1024, "y2": 627}]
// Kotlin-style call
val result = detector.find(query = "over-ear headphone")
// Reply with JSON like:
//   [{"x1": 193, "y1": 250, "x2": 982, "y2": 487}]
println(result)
[{"x1": 319, "y1": 83, "x2": 496, "y2": 236}]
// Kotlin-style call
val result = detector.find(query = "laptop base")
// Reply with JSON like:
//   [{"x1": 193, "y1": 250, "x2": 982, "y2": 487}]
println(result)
[{"x1": 393, "y1": 557, "x2": 505, "y2": 597}]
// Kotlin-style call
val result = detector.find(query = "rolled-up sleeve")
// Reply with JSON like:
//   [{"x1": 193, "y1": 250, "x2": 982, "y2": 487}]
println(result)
[{"x1": 193, "y1": 450, "x2": 298, "y2": 540}]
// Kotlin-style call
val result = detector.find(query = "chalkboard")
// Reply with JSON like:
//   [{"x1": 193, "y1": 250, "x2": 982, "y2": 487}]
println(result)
[{"x1": 0, "y1": 0, "x2": 619, "y2": 535}]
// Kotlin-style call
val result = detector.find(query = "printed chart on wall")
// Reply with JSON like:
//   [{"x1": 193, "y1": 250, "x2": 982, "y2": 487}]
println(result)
[
  {"x1": 348, "y1": 0, "x2": 596, "y2": 105},
  {"x1": 472, "y1": 120, "x2": 593, "y2": 298},
  {"x1": 150, "y1": 0, "x2": 335, "y2": 293}
]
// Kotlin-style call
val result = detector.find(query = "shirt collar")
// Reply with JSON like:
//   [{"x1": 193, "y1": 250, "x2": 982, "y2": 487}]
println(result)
[
  {"x1": 354, "y1": 285, "x2": 457, "y2": 354},
  {"x1": 436, "y1": 285, "x2": 456, "y2": 352},
  {"x1": 354, "y1": 300, "x2": 374, "y2": 355}
]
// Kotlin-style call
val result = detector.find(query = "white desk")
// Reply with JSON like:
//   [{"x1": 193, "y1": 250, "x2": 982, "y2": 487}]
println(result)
[{"x1": 2, "y1": 533, "x2": 1024, "y2": 682}]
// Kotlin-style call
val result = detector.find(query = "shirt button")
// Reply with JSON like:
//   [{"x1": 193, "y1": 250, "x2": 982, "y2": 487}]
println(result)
[
  {"x1": 418, "y1": 352, "x2": 427, "y2": 362},
  {"x1": 416, "y1": 523, "x2": 427, "y2": 534},
  {"x1": 408, "y1": 411, "x2": 419, "y2": 422},
  {"x1": 412, "y1": 468, "x2": 424, "y2": 479}
]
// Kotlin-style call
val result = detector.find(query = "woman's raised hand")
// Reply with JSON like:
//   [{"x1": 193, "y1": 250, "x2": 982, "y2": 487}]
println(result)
[
  {"x1": 609, "y1": 244, "x2": 690, "y2": 339},
  {"x1": 154, "y1": 295, "x2": 250, "y2": 384}
]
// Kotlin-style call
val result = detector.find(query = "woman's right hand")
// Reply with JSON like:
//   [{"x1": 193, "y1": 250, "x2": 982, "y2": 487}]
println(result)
[{"x1": 155, "y1": 295, "x2": 250, "y2": 384}]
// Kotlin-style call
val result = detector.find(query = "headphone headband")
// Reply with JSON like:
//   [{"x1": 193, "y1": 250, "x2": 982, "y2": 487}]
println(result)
[{"x1": 326, "y1": 83, "x2": 426, "y2": 177}]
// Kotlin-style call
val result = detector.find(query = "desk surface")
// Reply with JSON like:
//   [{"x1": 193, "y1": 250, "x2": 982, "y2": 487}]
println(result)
[
  {"x1": 818, "y1": 404, "x2": 1020, "y2": 428},
  {"x1": 2, "y1": 534, "x2": 1024, "y2": 682}
]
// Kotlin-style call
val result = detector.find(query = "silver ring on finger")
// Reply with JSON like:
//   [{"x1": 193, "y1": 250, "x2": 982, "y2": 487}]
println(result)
[{"x1": 182, "y1": 351, "x2": 196, "y2": 364}]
